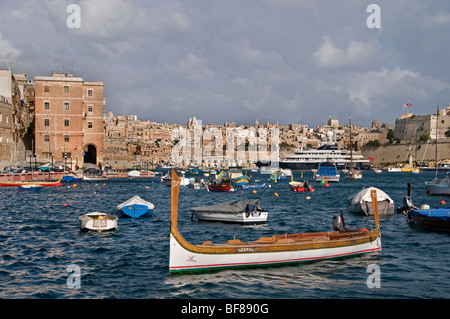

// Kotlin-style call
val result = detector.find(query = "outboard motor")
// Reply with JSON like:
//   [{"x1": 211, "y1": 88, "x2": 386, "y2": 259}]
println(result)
[
  {"x1": 396, "y1": 195, "x2": 417, "y2": 214},
  {"x1": 333, "y1": 210, "x2": 348, "y2": 231}
]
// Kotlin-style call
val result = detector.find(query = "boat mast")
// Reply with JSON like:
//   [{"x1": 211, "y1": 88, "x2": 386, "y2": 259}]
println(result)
[
  {"x1": 170, "y1": 168, "x2": 181, "y2": 231},
  {"x1": 349, "y1": 115, "x2": 353, "y2": 173},
  {"x1": 370, "y1": 189, "x2": 380, "y2": 231}
]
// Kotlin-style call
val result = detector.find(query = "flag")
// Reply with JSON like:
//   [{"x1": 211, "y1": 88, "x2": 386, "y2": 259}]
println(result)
[{"x1": 368, "y1": 157, "x2": 375, "y2": 162}]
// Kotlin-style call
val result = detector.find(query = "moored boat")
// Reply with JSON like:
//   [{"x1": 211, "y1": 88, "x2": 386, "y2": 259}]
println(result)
[
  {"x1": 207, "y1": 179, "x2": 233, "y2": 192},
  {"x1": 398, "y1": 183, "x2": 450, "y2": 232},
  {"x1": 116, "y1": 195, "x2": 155, "y2": 218},
  {"x1": 0, "y1": 180, "x2": 61, "y2": 187},
  {"x1": 347, "y1": 187, "x2": 395, "y2": 215},
  {"x1": 127, "y1": 170, "x2": 140, "y2": 177},
  {"x1": 232, "y1": 175, "x2": 250, "y2": 186},
  {"x1": 169, "y1": 168, "x2": 381, "y2": 275},
  {"x1": 79, "y1": 212, "x2": 118, "y2": 232},
  {"x1": 289, "y1": 180, "x2": 314, "y2": 192},
  {"x1": 314, "y1": 163, "x2": 340, "y2": 182},
  {"x1": 425, "y1": 172, "x2": 450, "y2": 196},
  {"x1": 407, "y1": 207, "x2": 450, "y2": 232},
  {"x1": 18, "y1": 184, "x2": 43, "y2": 192},
  {"x1": 190, "y1": 199, "x2": 268, "y2": 224}
]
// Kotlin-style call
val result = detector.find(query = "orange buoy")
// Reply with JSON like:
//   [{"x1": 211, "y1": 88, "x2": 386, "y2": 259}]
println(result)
[
  {"x1": 63, "y1": 204, "x2": 67, "y2": 207},
  {"x1": 274, "y1": 193, "x2": 279, "y2": 197},
  {"x1": 72, "y1": 184, "x2": 77, "y2": 187},
  {"x1": 441, "y1": 200, "x2": 446, "y2": 205}
]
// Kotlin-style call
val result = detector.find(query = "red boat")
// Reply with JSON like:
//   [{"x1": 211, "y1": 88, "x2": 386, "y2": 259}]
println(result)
[
  {"x1": 0, "y1": 180, "x2": 62, "y2": 187},
  {"x1": 289, "y1": 180, "x2": 314, "y2": 192},
  {"x1": 207, "y1": 180, "x2": 233, "y2": 192}
]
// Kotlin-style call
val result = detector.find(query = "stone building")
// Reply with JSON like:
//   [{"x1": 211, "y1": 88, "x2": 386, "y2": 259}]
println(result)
[
  {"x1": 394, "y1": 105, "x2": 450, "y2": 142},
  {"x1": 34, "y1": 73, "x2": 105, "y2": 168},
  {"x1": 0, "y1": 70, "x2": 32, "y2": 168}
]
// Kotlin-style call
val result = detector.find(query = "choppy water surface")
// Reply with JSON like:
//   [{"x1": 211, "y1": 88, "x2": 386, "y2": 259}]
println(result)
[{"x1": 0, "y1": 171, "x2": 449, "y2": 299}]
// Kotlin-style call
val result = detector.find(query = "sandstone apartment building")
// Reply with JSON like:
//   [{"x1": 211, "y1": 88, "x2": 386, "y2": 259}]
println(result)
[{"x1": 34, "y1": 73, "x2": 105, "y2": 168}]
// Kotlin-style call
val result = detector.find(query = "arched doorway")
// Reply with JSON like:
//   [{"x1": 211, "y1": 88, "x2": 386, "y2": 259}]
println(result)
[{"x1": 83, "y1": 144, "x2": 97, "y2": 165}]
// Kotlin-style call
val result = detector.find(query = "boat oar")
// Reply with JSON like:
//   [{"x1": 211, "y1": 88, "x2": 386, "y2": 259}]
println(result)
[{"x1": 370, "y1": 189, "x2": 380, "y2": 231}]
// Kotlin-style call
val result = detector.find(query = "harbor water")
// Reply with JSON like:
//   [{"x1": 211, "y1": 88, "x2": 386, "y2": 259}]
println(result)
[{"x1": 0, "y1": 170, "x2": 449, "y2": 299}]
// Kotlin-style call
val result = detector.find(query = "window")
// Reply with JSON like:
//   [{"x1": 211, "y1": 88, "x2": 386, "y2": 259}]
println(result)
[
  {"x1": 64, "y1": 135, "x2": 69, "y2": 142},
  {"x1": 44, "y1": 119, "x2": 50, "y2": 126},
  {"x1": 87, "y1": 89, "x2": 93, "y2": 97},
  {"x1": 44, "y1": 135, "x2": 49, "y2": 142},
  {"x1": 64, "y1": 119, "x2": 70, "y2": 127},
  {"x1": 44, "y1": 102, "x2": 50, "y2": 110},
  {"x1": 88, "y1": 121, "x2": 93, "y2": 129},
  {"x1": 64, "y1": 86, "x2": 69, "y2": 94},
  {"x1": 44, "y1": 85, "x2": 49, "y2": 93},
  {"x1": 88, "y1": 105, "x2": 93, "y2": 113},
  {"x1": 64, "y1": 102, "x2": 70, "y2": 110}
]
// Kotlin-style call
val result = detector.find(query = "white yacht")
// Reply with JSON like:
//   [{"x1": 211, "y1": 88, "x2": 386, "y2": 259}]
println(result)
[{"x1": 257, "y1": 131, "x2": 370, "y2": 171}]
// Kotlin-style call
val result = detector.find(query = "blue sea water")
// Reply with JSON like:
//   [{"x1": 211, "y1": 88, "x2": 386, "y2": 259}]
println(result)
[{"x1": 0, "y1": 170, "x2": 449, "y2": 299}]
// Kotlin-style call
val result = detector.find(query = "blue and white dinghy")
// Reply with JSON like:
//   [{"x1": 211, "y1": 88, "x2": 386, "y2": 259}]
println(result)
[{"x1": 117, "y1": 195, "x2": 155, "y2": 218}]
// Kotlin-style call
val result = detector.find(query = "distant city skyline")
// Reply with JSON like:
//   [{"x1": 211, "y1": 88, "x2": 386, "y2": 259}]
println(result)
[{"x1": 1, "y1": 1, "x2": 450, "y2": 127}]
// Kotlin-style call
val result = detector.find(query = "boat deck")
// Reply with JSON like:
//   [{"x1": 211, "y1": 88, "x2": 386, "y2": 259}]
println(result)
[{"x1": 199, "y1": 229, "x2": 377, "y2": 248}]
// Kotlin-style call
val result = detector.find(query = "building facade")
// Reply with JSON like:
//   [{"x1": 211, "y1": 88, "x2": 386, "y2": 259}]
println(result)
[{"x1": 34, "y1": 73, "x2": 105, "y2": 168}]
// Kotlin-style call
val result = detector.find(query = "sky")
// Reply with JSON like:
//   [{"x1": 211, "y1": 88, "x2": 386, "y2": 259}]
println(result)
[{"x1": 1, "y1": 0, "x2": 450, "y2": 128}]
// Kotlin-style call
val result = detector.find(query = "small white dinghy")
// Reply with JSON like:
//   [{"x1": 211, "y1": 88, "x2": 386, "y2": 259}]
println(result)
[
  {"x1": 347, "y1": 187, "x2": 395, "y2": 216},
  {"x1": 79, "y1": 212, "x2": 118, "y2": 232}
]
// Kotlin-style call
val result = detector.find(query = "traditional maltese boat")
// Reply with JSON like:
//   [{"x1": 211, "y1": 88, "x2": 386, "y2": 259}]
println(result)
[
  {"x1": 169, "y1": 169, "x2": 381, "y2": 275},
  {"x1": 0, "y1": 180, "x2": 61, "y2": 187}
]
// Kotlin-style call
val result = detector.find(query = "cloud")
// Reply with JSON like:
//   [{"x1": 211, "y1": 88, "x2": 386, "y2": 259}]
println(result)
[
  {"x1": 165, "y1": 53, "x2": 214, "y2": 81},
  {"x1": 333, "y1": 66, "x2": 450, "y2": 118},
  {"x1": 69, "y1": 0, "x2": 192, "y2": 39},
  {"x1": 312, "y1": 36, "x2": 382, "y2": 70},
  {"x1": 0, "y1": 31, "x2": 20, "y2": 61}
]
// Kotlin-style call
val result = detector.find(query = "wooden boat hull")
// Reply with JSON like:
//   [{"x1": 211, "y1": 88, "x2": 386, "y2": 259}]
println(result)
[
  {"x1": 169, "y1": 230, "x2": 381, "y2": 274},
  {"x1": 208, "y1": 182, "x2": 233, "y2": 192},
  {"x1": 169, "y1": 168, "x2": 381, "y2": 275},
  {"x1": 0, "y1": 180, "x2": 61, "y2": 187},
  {"x1": 232, "y1": 176, "x2": 250, "y2": 186}
]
